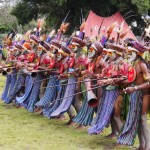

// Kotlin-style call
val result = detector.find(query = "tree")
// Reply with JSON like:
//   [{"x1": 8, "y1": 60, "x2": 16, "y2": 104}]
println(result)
[
  {"x1": 131, "y1": 0, "x2": 150, "y2": 14},
  {"x1": 11, "y1": 0, "x2": 150, "y2": 36},
  {"x1": 0, "y1": 3, "x2": 17, "y2": 33}
]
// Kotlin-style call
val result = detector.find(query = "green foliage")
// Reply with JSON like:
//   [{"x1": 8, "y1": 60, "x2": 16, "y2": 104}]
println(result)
[
  {"x1": 11, "y1": 1, "x2": 39, "y2": 25},
  {"x1": 132, "y1": 0, "x2": 150, "y2": 14},
  {"x1": 11, "y1": 0, "x2": 150, "y2": 35},
  {"x1": 0, "y1": 4, "x2": 17, "y2": 33},
  {"x1": 22, "y1": 19, "x2": 37, "y2": 32}
]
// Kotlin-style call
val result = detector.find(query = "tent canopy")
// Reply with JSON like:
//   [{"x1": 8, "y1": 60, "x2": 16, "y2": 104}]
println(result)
[{"x1": 85, "y1": 11, "x2": 137, "y2": 41}]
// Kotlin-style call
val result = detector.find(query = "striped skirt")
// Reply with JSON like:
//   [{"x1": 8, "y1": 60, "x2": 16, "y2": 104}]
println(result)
[
  {"x1": 117, "y1": 90, "x2": 142, "y2": 146},
  {"x1": 35, "y1": 75, "x2": 59, "y2": 108},
  {"x1": 5, "y1": 74, "x2": 25, "y2": 104},
  {"x1": 50, "y1": 77, "x2": 77, "y2": 117},
  {"x1": 73, "y1": 83, "x2": 95, "y2": 126},
  {"x1": 88, "y1": 89, "x2": 119, "y2": 134},
  {"x1": 1, "y1": 74, "x2": 11, "y2": 101},
  {"x1": 91, "y1": 87, "x2": 106, "y2": 126},
  {"x1": 26, "y1": 73, "x2": 44, "y2": 112},
  {"x1": 4, "y1": 70, "x2": 17, "y2": 104},
  {"x1": 43, "y1": 82, "x2": 67, "y2": 118},
  {"x1": 16, "y1": 75, "x2": 33, "y2": 105}
]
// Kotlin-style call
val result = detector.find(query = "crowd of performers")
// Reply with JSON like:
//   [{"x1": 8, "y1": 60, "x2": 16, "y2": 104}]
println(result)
[{"x1": 0, "y1": 18, "x2": 150, "y2": 150}]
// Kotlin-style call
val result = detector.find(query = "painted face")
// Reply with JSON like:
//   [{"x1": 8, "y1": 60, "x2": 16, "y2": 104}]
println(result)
[
  {"x1": 14, "y1": 34, "x2": 22, "y2": 42},
  {"x1": 37, "y1": 50, "x2": 43, "y2": 56},
  {"x1": 50, "y1": 45, "x2": 58, "y2": 54},
  {"x1": 127, "y1": 51, "x2": 136, "y2": 63},
  {"x1": 30, "y1": 40, "x2": 36, "y2": 48},
  {"x1": 56, "y1": 52, "x2": 62, "y2": 61},
  {"x1": 22, "y1": 50, "x2": 29, "y2": 55},
  {"x1": 103, "y1": 54, "x2": 108, "y2": 61},
  {"x1": 108, "y1": 52, "x2": 116, "y2": 61},
  {"x1": 118, "y1": 61, "x2": 124, "y2": 71},
  {"x1": 88, "y1": 46, "x2": 96, "y2": 58},
  {"x1": 70, "y1": 44, "x2": 79, "y2": 52},
  {"x1": 13, "y1": 50, "x2": 20, "y2": 57},
  {"x1": 37, "y1": 46, "x2": 43, "y2": 56}
]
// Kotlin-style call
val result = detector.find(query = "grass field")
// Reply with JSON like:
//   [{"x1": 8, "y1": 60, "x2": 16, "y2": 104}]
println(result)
[{"x1": 0, "y1": 75, "x2": 145, "y2": 150}]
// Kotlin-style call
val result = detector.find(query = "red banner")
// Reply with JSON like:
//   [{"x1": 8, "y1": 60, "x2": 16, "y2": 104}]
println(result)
[{"x1": 85, "y1": 11, "x2": 137, "y2": 41}]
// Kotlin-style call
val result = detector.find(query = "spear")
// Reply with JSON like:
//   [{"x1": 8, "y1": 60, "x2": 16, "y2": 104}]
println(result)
[
  {"x1": 63, "y1": 10, "x2": 70, "y2": 23},
  {"x1": 10, "y1": 68, "x2": 58, "y2": 76},
  {"x1": 98, "y1": 18, "x2": 105, "y2": 36},
  {"x1": 0, "y1": 65, "x2": 14, "y2": 70},
  {"x1": 48, "y1": 77, "x2": 127, "y2": 104},
  {"x1": 39, "y1": 76, "x2": 127, "y2": 89},
  {"x1": 49, "y1": 85, "x2": 104, "y2": 104},
  {"x1": 81, "y1": 8, "x2": 83, "y2": 23},
  {"x1": 20, "y1": 70, "x2": 80, "y2": 87},
  {"x1": 39, "y1": 78, "x2": 100, "y2": 90}
]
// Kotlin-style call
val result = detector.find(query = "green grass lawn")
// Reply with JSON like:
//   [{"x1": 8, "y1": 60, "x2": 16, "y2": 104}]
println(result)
[{"x1": 0, "y1": 75, "x2": 145, "y2": 150}]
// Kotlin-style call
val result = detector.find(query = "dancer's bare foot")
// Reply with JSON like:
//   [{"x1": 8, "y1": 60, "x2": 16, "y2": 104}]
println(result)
[
  {"x1": 57, "y1": 115, "x2": 66, "y2": 120},
  {"x1": 135, "y1": 147, "x2": 145, "y2": 150},
  {"x1": 66, "y1": 120, "x2": 76, "y2": 126},
  {"x1": 76, "y1": 125, "x2": 87, "y2": 130},
  {"x1": 105, "y1": 133, "x2": 117, "y2": 139},
  {"x1": 115, "y1": 143, "x2": 123, "y2": 147},
  {"x1": 16, "y1": 105, "x2": 21, "y2": 108},
  {"x1": 34, "y1": 107, "x2": 40, "y2": 112},
  {"x1": 35, "y1": 108, "x2": 43, "y2": 115},
  {"x1": 69, "y1": 121, "x2": 77, "y2": 126}
]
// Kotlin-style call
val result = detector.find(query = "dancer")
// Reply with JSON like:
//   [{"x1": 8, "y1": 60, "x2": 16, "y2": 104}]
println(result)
[{"x1": 118, "y1": 41, "x2": 150, "y2": 150}]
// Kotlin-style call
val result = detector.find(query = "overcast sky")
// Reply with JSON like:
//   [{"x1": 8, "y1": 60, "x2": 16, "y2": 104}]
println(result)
[{"x1": 0, "y1": 0, "x2": 17, "y2": 7}]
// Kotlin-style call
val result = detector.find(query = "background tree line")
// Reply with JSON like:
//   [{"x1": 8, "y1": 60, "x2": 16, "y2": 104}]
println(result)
[{"x1": 1, "y1": 0, "x2": 150, "y2": 36}]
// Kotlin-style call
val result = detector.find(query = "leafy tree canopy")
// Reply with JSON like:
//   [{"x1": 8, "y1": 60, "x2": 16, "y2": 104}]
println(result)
[
  {"x1": 0, "y1": 3, "x2": 17, "y2": 33},
  {"x1": 11, "y1": 0, "x2": 150, "y2": 35}
]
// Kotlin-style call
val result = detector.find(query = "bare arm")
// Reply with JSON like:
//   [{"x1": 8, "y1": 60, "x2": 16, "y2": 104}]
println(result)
[
  {"x1": 124, "y1": 82, "x2": 150, "y2": 94},
  {"x1": 140, "y1": 61, "x2": 149, "y2": 81}
]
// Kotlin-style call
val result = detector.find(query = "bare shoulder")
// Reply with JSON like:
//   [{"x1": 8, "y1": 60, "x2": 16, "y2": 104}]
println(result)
[{"x1": 140, "y1": 61, "x2": 148, "y2": 74}]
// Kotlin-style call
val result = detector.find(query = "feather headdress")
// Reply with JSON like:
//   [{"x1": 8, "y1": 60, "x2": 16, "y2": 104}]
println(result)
[
  {"x1": 107, "y1": 22, "x2": 118, "y2": 36},
  {"x1": 59, "y1": 22, "x2": 70, "y2": 33}
]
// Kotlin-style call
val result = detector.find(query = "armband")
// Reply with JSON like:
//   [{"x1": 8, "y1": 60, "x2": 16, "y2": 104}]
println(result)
[
  {"x1": 134, "y1": 86, "x2": 138, "y2": 91},
  {"x1": 143, "y1": 74, "x2": 150, "y2": 82}
]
